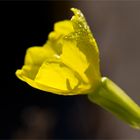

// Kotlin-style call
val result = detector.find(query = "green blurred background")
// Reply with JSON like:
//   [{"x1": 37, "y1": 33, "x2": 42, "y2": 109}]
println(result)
[{"x1": 0, "y1": 1, "x2": 140, "y2": 139}]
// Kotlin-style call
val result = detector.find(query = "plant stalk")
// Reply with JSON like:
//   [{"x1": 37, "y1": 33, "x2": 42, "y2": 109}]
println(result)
[{"x1": 88, "y1": 77, "x2": 140, "y2": 129}]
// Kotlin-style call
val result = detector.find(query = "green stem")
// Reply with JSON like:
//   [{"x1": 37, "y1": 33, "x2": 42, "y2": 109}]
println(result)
[{"x1": 88, "y1": 77, "x2": 140, "y2": 129}]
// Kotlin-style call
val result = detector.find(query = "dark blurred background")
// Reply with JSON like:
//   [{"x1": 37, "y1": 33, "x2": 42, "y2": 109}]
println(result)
[{"x1": 0, "y1": 1, "x2": 140, "y2": 139}]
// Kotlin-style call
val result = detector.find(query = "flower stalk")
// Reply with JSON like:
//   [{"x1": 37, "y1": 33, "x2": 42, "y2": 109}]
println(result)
[{"x1": 88, "y1": 77, "x2": 140, "y2": 129}]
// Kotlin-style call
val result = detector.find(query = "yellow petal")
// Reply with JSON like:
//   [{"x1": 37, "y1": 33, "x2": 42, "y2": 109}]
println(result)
[
  {"x1": 45, "y1": 20, "x2": 74, "y2": 55},
  {"x1": 16, "y1": 45, "x2": 55, "y2": 80},
  {"x1": 53, "y1": 20, "x2": 74, "y2": 35},
  {"x1": 35, "y1": 61, "x2": 78, "y2": 91},
  {"x1": 24, "y1": 46, "x2": 55, "y2": 66},
  {"x1": 60, "y1": 39, "x2": 89, "y2": 83},
  {"x1": 48, "y1": 20, "x2": 74, "y2": 40},
  {"x1": 70, "y1": 8, "x2": 100, "y2": 77},
  {"x1": 16, "y1": 65, "x2": 39, "y2": 81}
]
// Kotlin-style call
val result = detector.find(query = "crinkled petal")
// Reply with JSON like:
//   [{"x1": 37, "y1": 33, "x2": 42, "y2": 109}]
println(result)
[
  {"x1": 44, "y1": 20, "x2": 74, "y2": 55},
  {"x1": 24, "y1": 46, "x2": 55, "y2": 66},
  {"x1": 16, "y1": 45, "x2": 56, "y2": 80}
]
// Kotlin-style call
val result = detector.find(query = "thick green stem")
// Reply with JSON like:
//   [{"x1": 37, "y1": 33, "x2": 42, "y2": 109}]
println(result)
[{"x1": 88, "y1": 77, "x2": 140, "y2": 129}]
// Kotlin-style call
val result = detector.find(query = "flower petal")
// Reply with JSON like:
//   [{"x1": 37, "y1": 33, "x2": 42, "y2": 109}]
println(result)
[
  {"x1": 45, "y1": 20, "x2": 74, "y2": 56},
  {"x1": 70, "y1": 8, "x2": 100, "y2": 77},
  {"x1": 16, "y1": 45, "x2": 55, "y2": 80},
  {"x1": 24, "y1": 46, "x2": 55, "y2": 66},
  {"x1": 60, "y1": 39, "x2": 89, "y2": 83},
  {"x1": 53, "y1": 20, "x2": 74, "y2": 35},
  {"x1": 34, "y1": 59, "x2": 81, "y2": 94}
]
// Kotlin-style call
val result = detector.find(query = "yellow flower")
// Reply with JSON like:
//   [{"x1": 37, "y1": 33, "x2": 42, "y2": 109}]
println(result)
[
  {"x1": 16, "y1": 8, "x2": 101, "y2": 95},
  {"x1": 16, "y1": 7, "x2": 140, "y2": 129}
]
